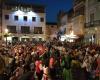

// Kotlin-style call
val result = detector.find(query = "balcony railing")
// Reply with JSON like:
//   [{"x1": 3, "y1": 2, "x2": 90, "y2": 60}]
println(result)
[{"x1": 85, "y1": 20, "x2": 100, "y2": 28}]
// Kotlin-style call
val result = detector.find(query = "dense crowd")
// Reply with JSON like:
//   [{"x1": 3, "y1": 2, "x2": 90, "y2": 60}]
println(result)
[{"x1": 0, "y1": 41, "x2": 100, "y2": 80}]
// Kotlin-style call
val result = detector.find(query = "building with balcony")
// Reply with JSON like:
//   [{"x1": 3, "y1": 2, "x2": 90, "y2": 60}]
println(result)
[
  {"x1": 0, "y1": 0, "x2": 46, "y2": 42},
  {"x1": 57, "y1": 0, "x2": 86, "y2": 42},
  {"x1": 57, "y1": 9, "x2": 82, "y2": 42},
  {"x1": 85, "y1": 0, "x2": 100, "y2": 44},
  {"x1": 70, "y1": 0, "x2": 85, "y2": 42},
  {"x1": 73, "y1": 0, "x2": 85, "y2": 16},
  {"x1": 73, "y1": 0, "x2": 85, "y2": 36}
]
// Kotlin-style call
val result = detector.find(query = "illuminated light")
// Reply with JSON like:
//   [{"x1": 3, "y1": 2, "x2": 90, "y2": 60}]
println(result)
[
  {"x1": 5, "y1": 29, "x2": 9, "y2": 33},
  {"x1": 69, "y1": 39, "x2": 74, "y2": 42},
  {"x1": 66, "y1": 30, "x2": 78, "y2": 39},
  {"x1": 60, "y1": 30, "x2": 78, "y2": 42},
  {"x1": 4, "y1": 36, "x2": 12, "y2": 42},
  {"x1": 27, "y1": 11, "x2": 37, "y2": 16},
  {"x1": 14, "y1": 10, "x2": 24, "y2": 15},
  {"x1": 70, "y1": 30, "x2": 74, "y2": 36},
  {"x1": 95, "y1": 27, "x2": 97, "y2": 31},
  {"x1": 61, "y1": 35, "x2": 66, "y2": 41},
  {"x1": 89, "y1": 38, "x2": 92, "y2": 42}
]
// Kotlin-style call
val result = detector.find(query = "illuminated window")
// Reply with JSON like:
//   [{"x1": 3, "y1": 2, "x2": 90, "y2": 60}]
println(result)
[
  {"x1": 23, "y1": 16, "x2": 27, "y2": 21},
  {"x1": 34, "y1": 27, "x2": 43, "y2": 34},
  {"x1": 40, "y1": 17, "x2": 44, "y2": 22},
  {"x1": 14, "y1": 15, "x2": 18, "y2": 21},
  {"x1": 5, "y1": 15, "x2": 9, "y2": 20},
  {"x1": 32, "y1": 17, "x2": 36, "y2": 21}
]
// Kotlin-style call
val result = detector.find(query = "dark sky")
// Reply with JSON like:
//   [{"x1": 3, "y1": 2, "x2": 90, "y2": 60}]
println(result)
[
  {"x1": 32, "y1": 0, "x2": 73, "y2": 22},
  {"x1": 13, "y1": 0, "x2": 73, "y2": 22}
]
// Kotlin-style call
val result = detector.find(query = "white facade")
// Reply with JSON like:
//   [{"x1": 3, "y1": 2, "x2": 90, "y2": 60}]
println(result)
[{"x1": 1, "y1": 3, "x2": 46, "y2": 42}]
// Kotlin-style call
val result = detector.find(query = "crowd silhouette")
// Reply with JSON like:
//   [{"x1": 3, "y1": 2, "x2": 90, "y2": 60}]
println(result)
[{"x1": 0, "y1": 41, "x2": 100, "y2": 80}]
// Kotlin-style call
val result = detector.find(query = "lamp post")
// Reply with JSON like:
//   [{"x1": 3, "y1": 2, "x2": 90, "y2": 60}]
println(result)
[{"x1": 4, "y1": 29, "x2": 9, "y2": 47}]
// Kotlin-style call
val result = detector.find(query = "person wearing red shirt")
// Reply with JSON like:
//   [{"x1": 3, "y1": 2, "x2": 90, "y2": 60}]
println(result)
[{"x1": 35, "y1": 60, "x2": 43, "y2": 80}]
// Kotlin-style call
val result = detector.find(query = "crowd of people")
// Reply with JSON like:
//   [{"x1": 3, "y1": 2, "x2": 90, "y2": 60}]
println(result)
[{"x1": 0, "y1": 40, "x2": 100, "y2": 80}]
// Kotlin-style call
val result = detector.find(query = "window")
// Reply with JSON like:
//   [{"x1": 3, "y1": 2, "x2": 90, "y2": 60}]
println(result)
[
  {"x1": 23, "y1": 16, "x2": 27, "y2": 21},
  {"x1": 90, "y1": 13, "x2": 94, "y2": 22},
  {"x1": 7, "y1": 25, "x2": 16, "y2": 33},
  {"x1": 34, "y1": 27, "x2": 43, "y2": 34},
  {"x1": 5, "y1": 15, "x2": 9, "y2": 20},
  {"x1": 14, "y1": 15, "x2": 18, "y2": 21},
  {"x1": 32, "y1": 17, "x2": 36, "y2": 22},
  {"x1": 21, "y1": 26, "x2": 30, "y2": 34},
  {"x1": 40, "y1": 17, "x2": 44, "y2": 22}
]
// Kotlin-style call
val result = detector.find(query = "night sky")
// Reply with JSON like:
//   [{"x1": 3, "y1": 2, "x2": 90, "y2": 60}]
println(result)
[
  {"x1": 10, "y1": 0, "x2": 73, "y2": 22},
  {"x1": 32, "y1": 0, "x2": 73, "y2": 22}
]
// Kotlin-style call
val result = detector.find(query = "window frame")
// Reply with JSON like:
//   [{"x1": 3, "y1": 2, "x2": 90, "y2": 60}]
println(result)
[
  {"x1": 14, "y1": 15, "x2": 18, "y2": 21},
  {"x1": 32, "y1": 17, "x2": 36, "y2": 22},
  {"x1": 5, "y1": 15, "x2": 9, "y2": 20},
  {"x1": 23, "y1": 16, "x2": 27, "y2": 21},
  {"x1": 40, "y1": 17, "x2": 44, "y2": 22}
]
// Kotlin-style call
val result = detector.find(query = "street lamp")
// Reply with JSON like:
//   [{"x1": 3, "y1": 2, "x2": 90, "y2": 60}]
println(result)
[
  {"x1": 5, "y1": 29, "x2": 8, "y2": 33},
  {"x1": 4, "y1": 29, "x2": 9, "y2": 47}
]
